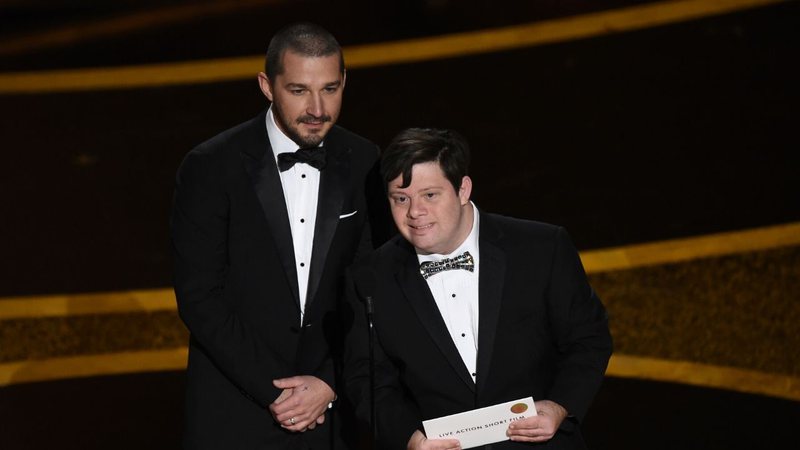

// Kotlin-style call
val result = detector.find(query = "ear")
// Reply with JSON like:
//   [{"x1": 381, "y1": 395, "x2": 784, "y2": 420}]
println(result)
[
  {"x1": 257, "y1": 72, "x2": 274, "y2": 101},
  {"x1": 458, "y1": 176, "x2": 472, "y2": 205}
]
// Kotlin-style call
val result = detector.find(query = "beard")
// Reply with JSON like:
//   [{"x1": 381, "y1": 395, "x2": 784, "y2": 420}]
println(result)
[{"x1": 274, "y1": 107, "x2": 332, "y2": 148}]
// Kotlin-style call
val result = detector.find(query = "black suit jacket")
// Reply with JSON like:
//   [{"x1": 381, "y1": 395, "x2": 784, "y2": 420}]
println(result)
[
  {"x1": 171, "y1": 109, "x2": 389, "y2": 449},
  {"x1": 343, "y1": 212, "x2": 612, "y2": 450}
]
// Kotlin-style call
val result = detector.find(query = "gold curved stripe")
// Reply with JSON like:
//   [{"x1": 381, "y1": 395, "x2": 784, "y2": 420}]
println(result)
[
  {"x1": 0, "y1": 0, "x2": 283, "y2": 56},
  {"x1": 343, "y1": 0, "x2": 784, "y2": 67},
  {"x1": 579, "y1": 221, "x2": 800, "y2": 273},
  {"x1": 0, "y1": 288, "x2": 176, "y2": 320},
  {"x1": 0, "y1": 348, "x2": 188, "y2": 387},
  {"x1": 1, "y1": 350, "x2": 797, "y2": 401},
  {"x1": 0, "y1": 222, "x2": 797, "y2": 319},
  {"x1": 0, "y1": 0, "x2": 785, "y2": 94},
  {"x1": 609, "y1": 354, "x2": 800, "y2": 401}
]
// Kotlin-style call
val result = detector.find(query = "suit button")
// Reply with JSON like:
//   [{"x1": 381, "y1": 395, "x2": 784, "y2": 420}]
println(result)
[
  {"x1": 303, "y1": 322, "x2": 313, "y2": 328},
  {"x1": 289, "y1": 326, "x2": 300, "y2": 334}
]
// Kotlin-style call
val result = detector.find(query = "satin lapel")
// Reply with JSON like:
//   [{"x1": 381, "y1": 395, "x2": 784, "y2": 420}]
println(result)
[
  {"x1": 306, "y1": 140, "x2": 347, "y2": 307},
  {"x1": 240, "y1": 113, "x2": 300, "y2": 312},
  {"x1": 476, "y1": 215, "x2": 506, "y2": 394},
  {"x1": 395, "y1": 243, "x2": 476, "y2": 392}
]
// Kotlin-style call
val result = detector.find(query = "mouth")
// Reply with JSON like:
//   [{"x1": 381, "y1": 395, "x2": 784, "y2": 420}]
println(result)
[
  {"x1": 298, "y1": 115, "x2": 331, "y2": 127},
  {"x1": 409, "y1": 223, "x2": 433, "y2": 232}
]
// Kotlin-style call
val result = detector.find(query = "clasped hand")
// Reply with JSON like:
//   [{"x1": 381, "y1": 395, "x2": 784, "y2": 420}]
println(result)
[{"x1": 269, "y1": 375, "x2": 334, "y2": 432}]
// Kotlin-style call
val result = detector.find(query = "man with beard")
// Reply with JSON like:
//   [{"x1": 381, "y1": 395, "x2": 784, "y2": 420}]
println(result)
[{"x1": 171, "y1": 22, "x2": 389, "y2": 449}]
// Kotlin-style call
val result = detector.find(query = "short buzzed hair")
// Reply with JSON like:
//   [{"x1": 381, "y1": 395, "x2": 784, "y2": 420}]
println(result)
[
  {"x1": 265, "y1": 22, "x2": 344, "y2": 79},
  {"x1": 381, "y1": 128, "x2": 471, "y2": 193}
]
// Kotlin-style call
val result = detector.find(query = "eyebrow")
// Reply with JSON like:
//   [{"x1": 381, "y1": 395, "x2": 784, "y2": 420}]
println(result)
[
  {"x1": 389, "y1": 185, "x2": 443, "y2": 194},
  {"x1": 284, "y1": 80, "x2": 341, "y2": 89}
]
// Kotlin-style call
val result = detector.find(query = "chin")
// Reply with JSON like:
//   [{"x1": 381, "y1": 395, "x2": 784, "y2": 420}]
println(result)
[
  {"x1": 295, "y1": 136, "x2": 322, "y2": 148},
  {"x1": 412, "y1": 242, "x2": 436, "y2": 255}
]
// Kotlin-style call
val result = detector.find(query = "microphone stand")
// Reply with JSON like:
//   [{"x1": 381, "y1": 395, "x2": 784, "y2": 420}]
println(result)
[{"x1": 365, "y1": 295, "x2": 377, "y2": 443}]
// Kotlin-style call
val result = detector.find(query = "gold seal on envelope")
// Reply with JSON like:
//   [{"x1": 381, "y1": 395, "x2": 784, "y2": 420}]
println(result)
[{"x1": 510, "y1": 403, "x2": 528, "y2": 414}]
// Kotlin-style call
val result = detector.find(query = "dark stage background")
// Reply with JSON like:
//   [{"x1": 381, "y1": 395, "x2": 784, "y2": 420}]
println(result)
[{"x1": 1, "y1": 1, "x2": 798, "y2": 449}]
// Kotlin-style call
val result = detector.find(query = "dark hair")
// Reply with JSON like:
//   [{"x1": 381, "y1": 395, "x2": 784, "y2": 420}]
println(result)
[
  {"x1": 265, "y1": 22, "x2": 344, "y2": 79},
  {"x1": 381, "y1": 128, "x2": 470, "y2": 192}
]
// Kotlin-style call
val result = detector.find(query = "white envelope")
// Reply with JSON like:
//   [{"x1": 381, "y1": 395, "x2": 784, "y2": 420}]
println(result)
[{"x1": 422, "y1": 397, "x2": 536, "y2": 449}]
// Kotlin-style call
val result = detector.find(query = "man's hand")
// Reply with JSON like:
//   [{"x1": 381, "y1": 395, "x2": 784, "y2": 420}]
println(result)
[
  {"x1": 506, "y1": 399, "x2": 568, "y2": 443},
  {"x1": 407, "y1": 430, "x2": 461, "y2": 450},
  {"x1": 269, "y1": 375, "x2": 334, "y2": 432}
]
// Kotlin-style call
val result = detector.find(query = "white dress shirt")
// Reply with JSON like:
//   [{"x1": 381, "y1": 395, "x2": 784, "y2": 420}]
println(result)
[
  {"x1": 417, "y1": 203, "x2": 480, "y2": 381},
  {"x1": 265, "y1": 107, "x2": 321, "y2": 323}
]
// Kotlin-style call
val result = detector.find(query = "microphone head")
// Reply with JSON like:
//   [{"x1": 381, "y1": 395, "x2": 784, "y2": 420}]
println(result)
[{"x1": 355, "y1": 266, "x2": 377, "y2": 300}]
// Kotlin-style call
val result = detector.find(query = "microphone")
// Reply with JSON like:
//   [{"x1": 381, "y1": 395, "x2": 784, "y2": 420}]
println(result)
[
  {"x1": 355, "y1": 267, "x2": 378, "y2": 442},
  {"x1": 356, "y1": 267, "x2": 376, "y2": 315}
]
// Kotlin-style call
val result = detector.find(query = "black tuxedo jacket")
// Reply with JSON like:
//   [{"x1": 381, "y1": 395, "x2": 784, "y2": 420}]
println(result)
[
  {"x1": 343, "y1": 212, "x2": 612, "y2": 450},
  {"x1": 171, "y1": 109, "x2": 389, "y2": 449}
]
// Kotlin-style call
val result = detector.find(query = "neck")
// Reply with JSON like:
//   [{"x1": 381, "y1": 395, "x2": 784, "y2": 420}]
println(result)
[{"x1": 459, "y1": 201, "x2": 475, "y2": 241}]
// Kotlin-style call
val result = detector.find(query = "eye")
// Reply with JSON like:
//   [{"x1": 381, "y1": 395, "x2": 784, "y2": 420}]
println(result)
[
  {"x1": 324, "y1": 86, "x2": 338, "y2": 93},
  {"x1": 392, "y1": 195, "x2": 408, "y2": 204},
  {"x1": 290, "y1": 89, "x2": 305, "y2": 95},
  {"x1": 424, "y1": 192, "x2": 437, "y2": 199}
]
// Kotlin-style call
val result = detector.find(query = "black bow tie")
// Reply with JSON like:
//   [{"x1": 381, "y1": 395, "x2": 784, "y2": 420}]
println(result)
[
  {"x1": 277, "y1": 147, "x2": 327, "y2": 172},
  {"x1": 419, "y1": 251, "x2": 475, "y2": 280}
]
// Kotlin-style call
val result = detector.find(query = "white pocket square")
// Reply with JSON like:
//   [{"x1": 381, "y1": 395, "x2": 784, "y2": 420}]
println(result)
[{"x1": 339, "y1": 210, "x2": 358, "y2": 219}]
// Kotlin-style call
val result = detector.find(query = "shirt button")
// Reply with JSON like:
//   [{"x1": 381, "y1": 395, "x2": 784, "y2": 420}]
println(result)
[
  {"x1": 451, "y1": 293, "x2": 456, "y2": 298},
  {"x1": 461, "y1": 333, "x2": 466, "y2": 337},
  {"x1": 300, "y1": 262, "x2": 305, "y2": 267},
  {"x1": 301, "y1": 174, "x2": 306, "y2": 178},
  {"x1": 300, "y1": 218, "x2": 305, "y2": 223},
  {"x1": 472, "y1": 372, "x2": 476, "y2": 377}
]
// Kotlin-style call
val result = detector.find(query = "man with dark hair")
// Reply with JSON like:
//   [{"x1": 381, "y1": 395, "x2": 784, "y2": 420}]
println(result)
[
  {"x1": 265, "y1": 22, "x2": 345, "y2": 81},
  {"x1": 171, "y1": 22, "x2": 389, "y2": 449},
  {"x1": 343, "y1": 128, "x2": 612, "y2": 449}
]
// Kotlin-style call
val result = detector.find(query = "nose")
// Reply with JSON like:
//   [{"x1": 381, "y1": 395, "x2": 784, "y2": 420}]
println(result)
[
  {"x1": 307, "y1": 93, "x2": 324, "y2": 118},
  {"x1": 407, "y1": 197, "x2": 425, "y2": 219}
]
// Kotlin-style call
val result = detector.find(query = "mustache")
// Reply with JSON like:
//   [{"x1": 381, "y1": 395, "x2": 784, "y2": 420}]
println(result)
[{"x1": 297, "y1": 114, "x2": 332, "y2": 124}]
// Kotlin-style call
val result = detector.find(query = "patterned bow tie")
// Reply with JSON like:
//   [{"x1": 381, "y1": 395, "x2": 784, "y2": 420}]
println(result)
[
  {"x1": 277, "y1": 146, "x2": 327, "y2": 171},
  {"x1": 419, "y1": 251, "x2": 475, "y2": 280}
]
